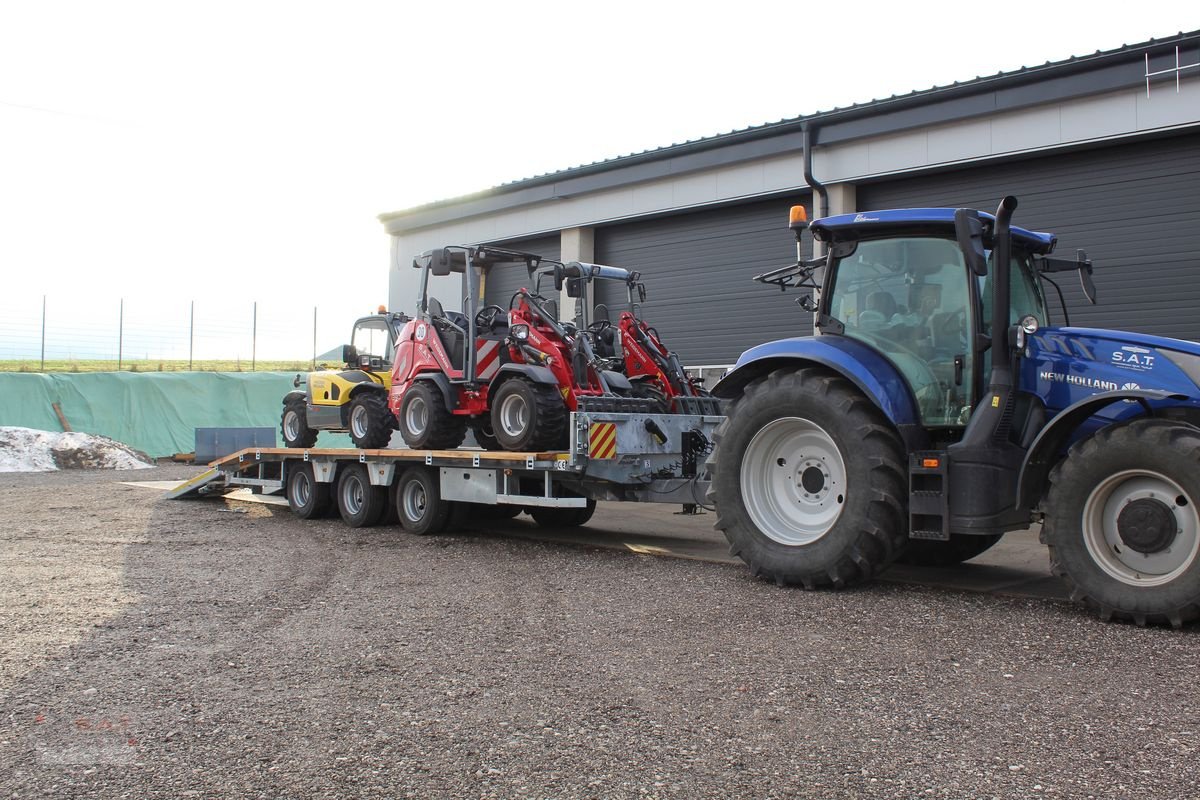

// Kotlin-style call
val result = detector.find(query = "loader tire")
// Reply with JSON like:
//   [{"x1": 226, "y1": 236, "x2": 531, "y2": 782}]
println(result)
[
  {"x1": 399, "y1": 381, "x2": 467, "y2": 450},
  {"x1": 707, "y1": 366, "x2": 907, "y2": 589},
  {"x1": 471, "y1": 421, "x2": 503, "y2": 451},
  {"x1": 336, "y1": 463, "x2": 388, "y2": 528},
  {"x1": 900, "y1": 534, "x2": 1003, "y2": 567},
  {"x1": 1042, "y1": 418, "x2": 1200, "y2": 628},
  {"x1": 629, "y1": 381, "x2": 670, "y2": 414},
  {"x1": 286, "y1": 461, "x2": 330, "y2": 520},
  {"x1": 281, "y1": 397, "x2": 318, "y2": 448},
  {"x1": 490, "y1": 377, "x2": 566, "y2": 452},
  {"x1": 348, "y1": 392, "x2": 396, "y2": 449}
]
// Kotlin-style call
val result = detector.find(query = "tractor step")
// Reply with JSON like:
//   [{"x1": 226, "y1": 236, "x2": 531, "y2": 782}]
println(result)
[
  {"x1": 577, "y1": 395, "x2": 660, "y2": 414},
  {"x1": 908, "y1": 451, "x2": 950, "y2": 541}
]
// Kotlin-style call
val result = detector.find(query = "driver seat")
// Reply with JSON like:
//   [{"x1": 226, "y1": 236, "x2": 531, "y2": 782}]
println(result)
[{"x1": 426, "y1": 296, "x2": 467, "y2": 370}]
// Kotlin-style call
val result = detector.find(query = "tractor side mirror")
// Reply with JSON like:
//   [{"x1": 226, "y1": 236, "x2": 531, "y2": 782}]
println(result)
[
  {"x1": 430, "y1": 248, "x2": 453, "y2": 277},
  {"x1": 553, "y1": 263, "x2": 565, "y2": 291},
  {"x1": 954, "y1": 208, "x2": 988, "y2": 277},
  {"x1": 341, "y1": 344, "x2": 358, "y2": 365},
  {"x1": 566, "y1": 277, "x2": 583, "y2": 298},
  {"x1": 1077, "y1": 249, "x2": 1097, "y2": 304}
]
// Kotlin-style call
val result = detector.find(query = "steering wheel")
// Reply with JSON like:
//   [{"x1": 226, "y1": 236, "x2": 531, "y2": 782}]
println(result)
[
  {"x1": 588, "y1": 317, "x2": 612, "y2": 333},
  {"x1": 475, "y1": 304, "x2": 506, "y2": 331}
]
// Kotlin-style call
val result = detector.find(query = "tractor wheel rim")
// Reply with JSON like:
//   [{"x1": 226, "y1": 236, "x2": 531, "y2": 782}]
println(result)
[
  {"x1": 740, "y1": 416, "x2": 847, "y2": 546},
  {"x1": 405, "y1": 396, "x2": 428, "y2": 437},
  {"x1": 1082, "y1": 469, "x2": 1200, "y2": 587},
  {"x1": 498, "y1": 394, "x2": 530, "y2": 438},
  {"x1": 284, "y1": 410, "x2": 300, "y2": 441},
  {"x1": 402, "y1": 480, "x2": 427, "y2": 522},
  {"x1": 343, "y1": 476, "x2": 364, "y2": 515},
  {"x1": 292, "y1": 472, "x2": 311, "y2": 506}
]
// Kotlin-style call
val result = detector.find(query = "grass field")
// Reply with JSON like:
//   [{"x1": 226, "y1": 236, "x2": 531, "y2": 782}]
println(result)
[{"x1": 0, "y1": 359, "x2": 318, "y2": 374}]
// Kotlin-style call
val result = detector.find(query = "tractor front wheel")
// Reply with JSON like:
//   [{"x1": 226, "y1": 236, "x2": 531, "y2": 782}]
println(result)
[
  {"x1": 707, "y1": 367, "x2": 907, "y2": 589},
  {"x1": 348, "y1": 392, "x2": 396, "y2": 449},
  {"x1": 281, "y1": 397, "x2": 318, "y2": 448},
  {"x1": 490, "y1": 378, "x2": 566, "y2": 452},
  {"x1": 1043, "y1": 418, "x2": 1200, "y2": 627}
]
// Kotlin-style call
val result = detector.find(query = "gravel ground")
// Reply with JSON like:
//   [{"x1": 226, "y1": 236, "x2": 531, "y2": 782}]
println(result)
[{"x1": 1, "y1": 466, "x2": 1199, "y2": 799}]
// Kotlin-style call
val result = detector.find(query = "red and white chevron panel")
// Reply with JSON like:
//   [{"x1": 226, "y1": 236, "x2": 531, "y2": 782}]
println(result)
[{"x1": 476, "y1": 340, "x2": 501, "y2": 380}]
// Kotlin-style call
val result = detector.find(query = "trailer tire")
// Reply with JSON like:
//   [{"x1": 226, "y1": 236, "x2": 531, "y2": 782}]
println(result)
[
  {"x1": 395, "y1": 466, "x2": 453, "y2": 535},
  {"x1": 281, "y1": 398, "x2": 318, "y2": 448},
  {"x1": 707, "y1": 366, "x2": 906, "y2": 589},
  {"x1": 1043, "y1": 418, "x2": 1200, "y2": 628},
  {"x1": 530, "y1": 499, "x2": 596, "y2": 528},
  {"x1": 399, "y1": 382, "x2": 467, "y2": 450},
  {"x1": 490, "y1": 377, "x2": 566, "y2": 452},
  {"x1": 348, "y1": 392, "x2": 396, "y2": 449},
  {"x1": 899, "y1": 534, "x2": 1003, "y2": 567},
  {"x1": 286, "y1": 461, "x2": 330, "y2": 520},
  {"x1": 336, "y1": 463, "x2": 387, "y2": 528}
]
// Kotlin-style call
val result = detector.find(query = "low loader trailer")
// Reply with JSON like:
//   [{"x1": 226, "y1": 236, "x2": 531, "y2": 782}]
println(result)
[{"x1": 171, "y1": 410, "x2": 723, "y2": 533}]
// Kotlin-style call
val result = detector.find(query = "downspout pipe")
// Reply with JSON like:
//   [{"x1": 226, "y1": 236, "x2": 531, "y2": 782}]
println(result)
[{"x1": 802, "y1": 122, "x2": 829, "y2": 219}]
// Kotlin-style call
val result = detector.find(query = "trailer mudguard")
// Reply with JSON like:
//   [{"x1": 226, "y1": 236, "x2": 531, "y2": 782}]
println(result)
[
  {"x1": 1016, "y1": 388, "x2": 1190, "y2": 509},
  {"x1": 492, "y1": 363, "x2": 559, "y2": 386},
  {"x1": 714, "y1": 336, "x2": 922, "y2": 429}
]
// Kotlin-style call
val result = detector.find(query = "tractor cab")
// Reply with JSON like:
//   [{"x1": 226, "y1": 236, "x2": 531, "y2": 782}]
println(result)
[{"x1": 344, "y1": 310, "x2": 409, "y2": 372}]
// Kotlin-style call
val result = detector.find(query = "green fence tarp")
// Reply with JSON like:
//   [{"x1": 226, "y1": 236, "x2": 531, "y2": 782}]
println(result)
[{"x1": 0, "y1": 372, "x2": 352, "y2": 457}]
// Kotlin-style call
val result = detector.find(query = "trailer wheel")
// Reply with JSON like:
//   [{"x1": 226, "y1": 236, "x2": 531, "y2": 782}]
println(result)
[
  {"x1": 399, "y1": 382, "x2": 467, "y2": 450},
  {"x1": 490, "y1": 377, "x2": 566, "y2": 451},
  {"x1": 336, "y1": 463, "x2": 387, "y2": 528},
  {"x1": 348, "y1": 392, "x2": 396, "y2": 449},
  {"x1": 281, "y1": 398, "x2": 318, "y2": 448},
  {"x1": 707, "y1": 367, "x2": 906, "y2": 589},
  {"x1": 530, "y1": 500, "x2": 596, "y2": 528},
  {"x1": 395, "y1": 466, "x2": 453, "y2": 535},
  {"x1": 899, "y1": 534, "x2": 1003, "y2": 567},
  {"x1": 1043, "y1": 418, "x2": 1200, "y2": 627},
  {"x1": 286, "y1": 461, "x2": 329, "y2": 520}
]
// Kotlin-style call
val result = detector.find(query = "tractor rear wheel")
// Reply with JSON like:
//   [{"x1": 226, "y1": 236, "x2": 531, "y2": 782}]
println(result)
[
  {"x1": 336, "y1": 463, "x2": 388, "y2": 528},
  {"x1": 490, "y1": 378, "x2": 566, "y2": 451},
  {"x1": 707, "y1": 367, "x2": 907, "y2": 589},
  {"x1": 286, "y1": 461, "x2": 329, "y2": 520},
  {"x1": 399, "y1": 381, "x2": 467, "y2": 450},
  {"x1": 281, "y1": 397, "x2": 318, "y2": 448},
  {"x1": 899, "y1": 534, "x2": 1003, "y2": 567},
  {"x1": 1043, "y1": 418, "x2": 1200, "y2": 627},
  {"x1": 348, "y1": 392, "x2": 396, "y2": 449}
]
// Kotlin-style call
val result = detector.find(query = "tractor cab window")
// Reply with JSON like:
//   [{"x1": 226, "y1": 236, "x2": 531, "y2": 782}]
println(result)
[
  {"x1": 352, "y1": 319, "x2": 393, "y2": 365},
  {"x1": 827, "y1": 236, "x2": 974, "y2": 427},
  {"x1": 979, "y1": 252, "x2": 1049, "y2": 334}
]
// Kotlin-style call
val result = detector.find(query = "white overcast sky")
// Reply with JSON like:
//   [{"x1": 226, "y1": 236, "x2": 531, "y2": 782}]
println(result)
[{"x1": 1, "y1": 1, "x2": 1197, "y2": 360}]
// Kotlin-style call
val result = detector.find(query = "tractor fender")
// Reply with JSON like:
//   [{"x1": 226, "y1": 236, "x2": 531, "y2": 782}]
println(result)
[
  {"x1": 491, "y1": 363, "x2": 559, "y2": 386},
  {"x1": 601, "y1": 370, "x2": 632, "y2": 391},
  {"x1": 411, "y1": 372, "x2": 458, "y2": 411},
  {"x1": 714, "y1": 336, "x2": 922, "y2": 436},
  {"x1": 1016, "y1": 388, "x2": 1190, "y2": 509},
  {"x1": 347, "y1": 381, "x2": 387, "y2": 397},
  {"x1": 283, "y1": 389, "x2": 306, "y2": 405}
]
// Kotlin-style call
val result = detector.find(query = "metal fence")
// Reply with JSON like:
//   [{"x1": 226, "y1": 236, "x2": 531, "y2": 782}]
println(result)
[{"x1": 0, "y1": 294, "x2": 343, "y2": 371}]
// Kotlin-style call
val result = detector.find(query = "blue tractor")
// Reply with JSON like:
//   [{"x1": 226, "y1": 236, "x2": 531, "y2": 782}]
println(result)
[{"x1": 709, "y1": 196, "x2": 1200, "y2": 626}]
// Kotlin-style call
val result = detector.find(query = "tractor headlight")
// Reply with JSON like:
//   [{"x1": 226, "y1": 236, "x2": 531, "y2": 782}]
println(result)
[
  {"x1": 1019, "y1": 315, "x2": 1040, "y2": 335},
  {"x1": 511, "y1": 323, "x2": 530, "y2": 341}
]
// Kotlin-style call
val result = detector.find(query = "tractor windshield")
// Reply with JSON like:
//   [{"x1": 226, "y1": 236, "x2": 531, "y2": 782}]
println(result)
[{"x1": 826, "y1": 236, "x2": 975, "y2": 427}]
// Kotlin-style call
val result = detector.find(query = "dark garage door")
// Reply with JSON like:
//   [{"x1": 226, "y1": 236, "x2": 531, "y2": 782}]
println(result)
[
  {"x1": 485, "y1": 234, "x2": 561, "y2": 309},
  {"x1": 595, "y1": 196, "x2": 811, "y2": 366},
  {"x1": 856, "y1": 131, "x2": 1200, "y2": 341}
]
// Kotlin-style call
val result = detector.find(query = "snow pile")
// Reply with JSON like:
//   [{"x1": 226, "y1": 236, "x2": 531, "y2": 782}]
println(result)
[{"x1": 0, "y1": 427, "x2": 154, "y2": 473}]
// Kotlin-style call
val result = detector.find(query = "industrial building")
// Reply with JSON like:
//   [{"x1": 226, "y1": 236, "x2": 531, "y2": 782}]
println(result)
[{"x1": 380, "y1": 31, "x2": 1200, "y2": 377}]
